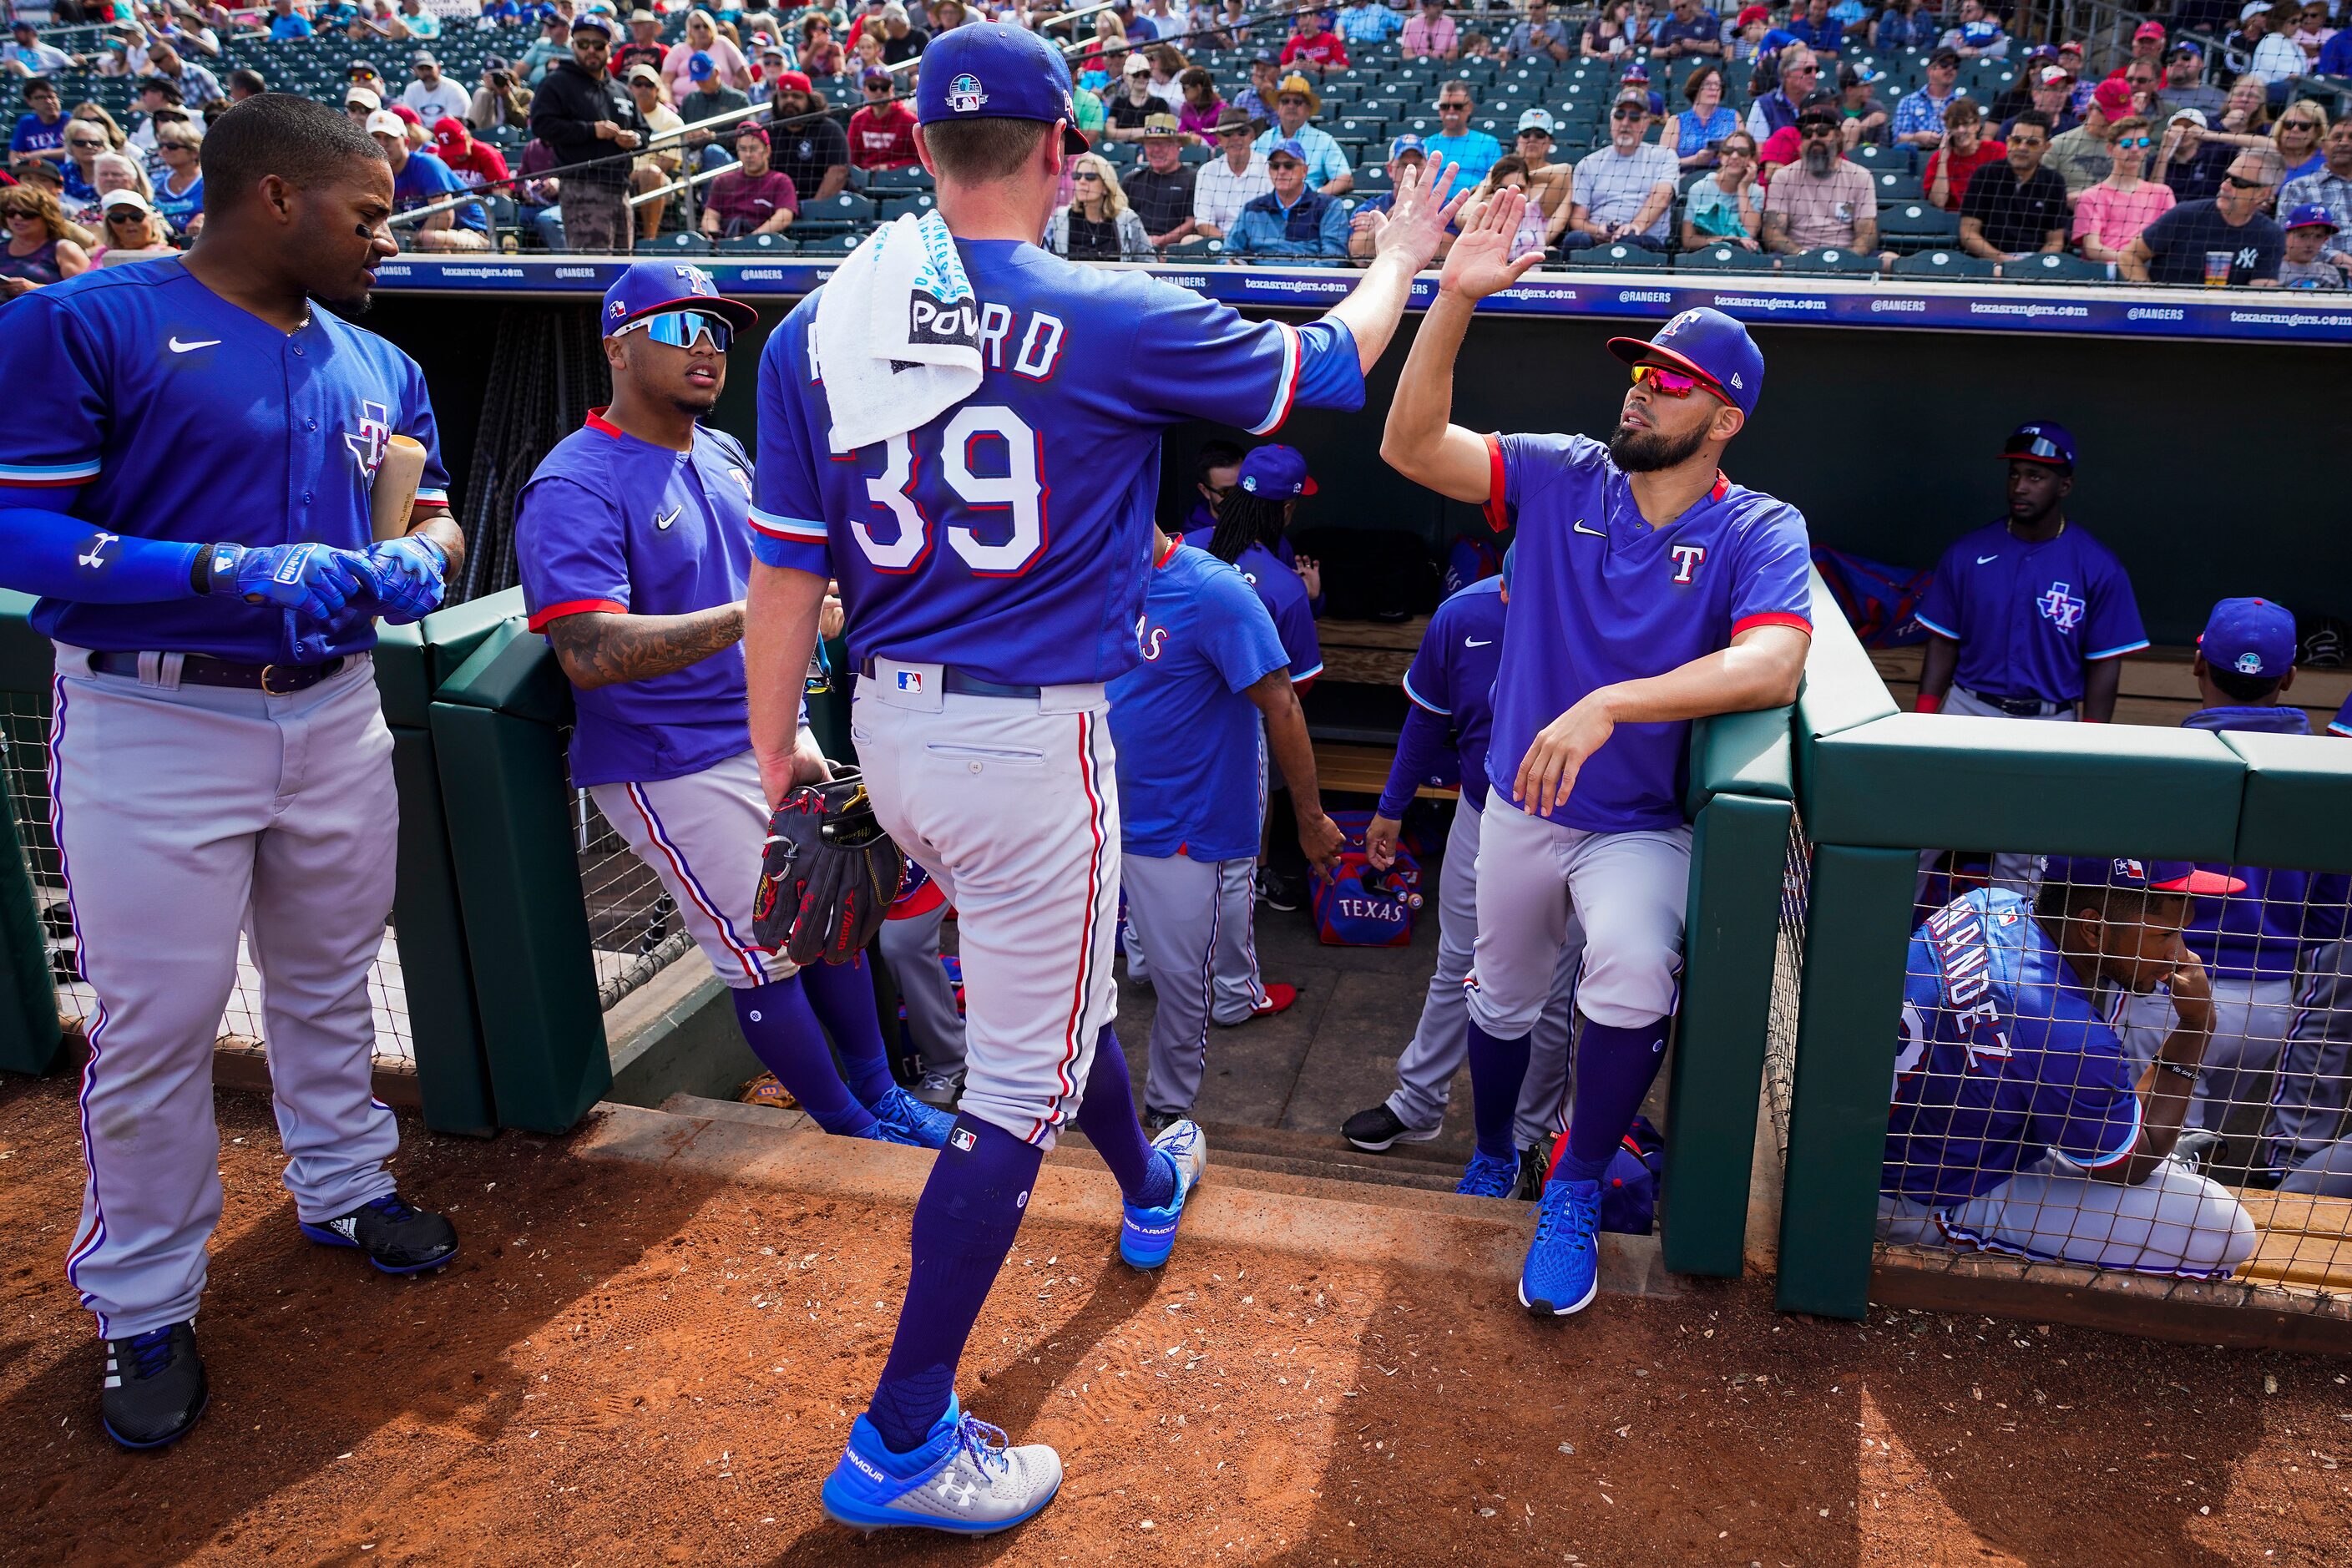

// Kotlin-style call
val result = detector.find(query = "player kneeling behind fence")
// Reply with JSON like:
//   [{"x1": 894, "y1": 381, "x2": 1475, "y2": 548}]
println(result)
[{"x1": 1880, "y1": 856, "x2": 2258, "y2": 1280}]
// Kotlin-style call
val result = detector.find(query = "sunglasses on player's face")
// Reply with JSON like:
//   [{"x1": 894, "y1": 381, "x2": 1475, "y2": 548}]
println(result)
[
  {"x1": 616, "y1": 309, "x2": 734, "y2": 352},
  {"x1": 1631, "y1": 362, "x2": 1719, "y2": 400}
]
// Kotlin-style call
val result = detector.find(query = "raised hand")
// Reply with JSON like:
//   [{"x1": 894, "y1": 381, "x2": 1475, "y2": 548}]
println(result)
[
  {"x1": 1439, "y1": 186, "x2": 1544, "y2": 301},
  {"x1": 1367, "y1": 155, "x2": 1472, "y2": 273}
]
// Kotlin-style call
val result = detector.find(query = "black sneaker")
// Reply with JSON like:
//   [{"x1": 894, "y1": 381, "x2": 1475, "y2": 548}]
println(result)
[
  {"x1": 1341, "y1": 1103, "x2": 1443, "y2": 1153},
  {"x1": 1515, "y1": 1140, "x2": 1553, "y2": 1201},
  {"x1": 101, "y1": 1321, "x2": 206, "y2": 1449},
  {"x1": 300, "y1": 1191, "x2": 459, "y2": 1274},
  {"x1": 1254, "y1": 868, "x2": 1304, "y2": 913}
]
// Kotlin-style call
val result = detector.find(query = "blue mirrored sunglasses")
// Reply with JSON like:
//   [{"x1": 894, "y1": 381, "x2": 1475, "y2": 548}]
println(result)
[{"x1": 617, "y1": 309, "x2": 735, "y2": 352}]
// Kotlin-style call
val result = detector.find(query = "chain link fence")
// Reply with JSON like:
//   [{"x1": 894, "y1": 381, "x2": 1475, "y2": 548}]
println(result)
[{"x1": 566, "y1": 769, "x2": 695, "y2": 1013}]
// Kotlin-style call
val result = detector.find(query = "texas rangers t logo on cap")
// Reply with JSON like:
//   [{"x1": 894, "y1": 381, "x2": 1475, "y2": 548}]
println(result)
[{"x1": 948, "y1": 72, "x2": 986, "y2": 112}]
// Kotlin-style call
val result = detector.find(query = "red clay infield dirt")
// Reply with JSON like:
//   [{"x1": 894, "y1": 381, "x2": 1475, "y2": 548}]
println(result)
[{"x1": 1, "y1": 1074, "x2": 2347, "y2": 1566}]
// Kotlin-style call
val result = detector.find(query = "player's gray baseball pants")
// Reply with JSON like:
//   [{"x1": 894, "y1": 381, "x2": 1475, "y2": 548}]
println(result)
[
  {"x1": 851, "y1": 659, "x2": 1119, "y2": 1149},
  {"x1": 1208, "y1": 726, "x2": 1271, "y2": 1024},
  {"x1": 2112, "y1": 974, "x2": 2297, "y2": 1138},
  {"x1": 589, "y1": 749, "x2": 797, "y2": 991},
  {"x1": 878, "y1": 899, "x2": 968, "y2": 1077},
  {"x1": 51, "y1": 646, "x2": 400, "y2": 1338},
  {"x1": 1386, "y1": 797, "x2": 1583, "y2": 1147},
  {"x1": 1119, "y1": 849, "x2": 1259, "y2": 1116},
  {"x1": 2265, "y1": 939, "x2": 2352, "y2": 1173},
  {"x1": 1878, "y1": 1153, "x2": 2256, "y2": 1278},
  {"x1": 1464, "y1": 795, "x2": 1689, "y2": 1036},
  {"x1": 1916, "y1": 686, "x2": 2076, "y2": 901}
]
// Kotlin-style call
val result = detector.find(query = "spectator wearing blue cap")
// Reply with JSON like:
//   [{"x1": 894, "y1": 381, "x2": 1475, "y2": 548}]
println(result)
[
  {"x1": 1913, "y1": 421, "x2": 2147, "y2": 895},
  {"x1": 1253, "y1": 72, "x2": 1353, "y2": 198},
  {"x1": 1349, "y1": 134, "x2": 1439, "y2": 259},
  {"x1": 1227, "y1": 136, "x2": 1351, "y2": 255},
  {"x1": 1428, "y1": 79, "x2": 1505, "y2": 185},
  {"x1": 1191, "y1": 103, "x2": 1272, "y2": 243},
  {"x1": 1879, "y1": 856, "x2": 2257, "y2": 1280},
  {"x1": 1230, "y1": 50, "x2": 1281, "y2": 124},
  {"x1": 2097, "y1": 599, "x2": 2352, "y2": 1184},
  {"x1": 2279, "y1": 202, "x2": 2346, "y2": 285}
]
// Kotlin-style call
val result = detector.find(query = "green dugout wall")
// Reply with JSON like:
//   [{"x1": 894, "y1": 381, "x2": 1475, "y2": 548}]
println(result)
[{"x1": 365, "y1": 296, "x2": 2352, "y2": 645}]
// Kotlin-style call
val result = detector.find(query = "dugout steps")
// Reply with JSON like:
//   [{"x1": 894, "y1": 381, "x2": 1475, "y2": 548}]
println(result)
[{"x1": 585, "y1": 1092, "x2": 1683, "y2": 1302}]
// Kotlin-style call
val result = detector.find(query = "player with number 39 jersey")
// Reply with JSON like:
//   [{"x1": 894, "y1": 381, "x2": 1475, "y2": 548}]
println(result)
[{"x1": 746, "y1": 22, "x2": 1464, "y2": 1538}]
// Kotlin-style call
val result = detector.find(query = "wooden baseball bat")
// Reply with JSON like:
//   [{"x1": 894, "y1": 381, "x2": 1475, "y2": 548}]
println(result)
[{"x1": 371, "y1": 433, "x2": 427, "y2": 542}]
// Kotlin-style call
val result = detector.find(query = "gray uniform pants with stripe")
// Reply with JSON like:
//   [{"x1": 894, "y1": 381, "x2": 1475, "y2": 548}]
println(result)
[
  {"x1": 2266, "y1": 938, "x2": 2352, "y2": 1173},
  {"x1": 1122, "y1": 849, "x2": 1256, "y2": 1117},
  {"x1": 878, "y1": 900, "x2": 968, "y2": 1075},
  {"x1": 52, "y1": 647, "x2": 401, "y2": 1338},
  {"x1": 1387, "y1": 797, "x2": 1581, "y2": 1148}
]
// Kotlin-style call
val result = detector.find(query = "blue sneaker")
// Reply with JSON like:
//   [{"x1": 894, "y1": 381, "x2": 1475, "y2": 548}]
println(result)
[
  {"x1": 821, "y1": 1394, "x2": 1063, "y2": 1535},
  {"x1": 1119, "y1": 1118, "x2": 1207, "y2": 1269},
  {"x1": 867, "y1": 1085, "x2": 955, "y2": 1148},
  {"x1": 1519, "y1": 1176, "x2": 1602, "y2": 1316},
  {"x1": 1454, "y1": 1147, "x2": 1520, "y2": 1198}
]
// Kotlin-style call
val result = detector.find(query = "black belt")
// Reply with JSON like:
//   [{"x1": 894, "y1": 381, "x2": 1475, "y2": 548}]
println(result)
[
  {"x1": 857, "y1": 659, "x2": 1041, "y2": 700},
  {"x1": 1959, "y1": 685, "x2": 2066, "y2": 718},
  {"x1": 88, "y1": 650, "x2": 348, "y2": 695}
]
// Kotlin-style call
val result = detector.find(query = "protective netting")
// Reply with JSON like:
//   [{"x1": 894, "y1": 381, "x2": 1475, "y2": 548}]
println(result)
[
  {"x1": 566, "y1": 771, "x2": 692, "y2": 1012},
  {"x1": 451, "y1": 306, "x2": 612, "y2": 605},
  {"x1": 0, "y1": 689, "x2": 417, "y2": 1070},
  {"x1": 1763, "y1": 812, "x2": 1811, "y2": 1162},
  {"x1": 1889, "y1": 852, "x2": 2352, "y2": 1303}
]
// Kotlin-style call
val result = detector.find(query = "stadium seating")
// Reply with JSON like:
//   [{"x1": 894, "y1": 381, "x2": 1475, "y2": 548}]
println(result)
[{"x1": 1892, "y1": 247, "x2": 1995, "y2": 277}]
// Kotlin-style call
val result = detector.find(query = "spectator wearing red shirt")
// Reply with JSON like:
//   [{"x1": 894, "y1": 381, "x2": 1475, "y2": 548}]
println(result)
[
  {"x1": 701, "y1": 122, "x2": 798, "y2": 238},
  {"x1": 430, "y1": 116, "x2": 513, "y2": 190},
  {"x1": 1280, "y1": 11, "x2": 1348, "y2": 74},
  {"x1": 847, "y1": 67, "x2": 918, "y2": 169},
  {"x1": 1926, "y1": 98, "x2": 2005, "y2": 210}
]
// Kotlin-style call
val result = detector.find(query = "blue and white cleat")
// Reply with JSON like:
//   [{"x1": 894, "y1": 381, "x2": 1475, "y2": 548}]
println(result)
[
  {"x1": 868, "y1": 1085, "x2": 957, "y2": 1148},
  {"x1": 1518, "y1": 1176, "x2": 1603, "y2": 1317},
  {"x1": 1454, "y1": 1147, "x2": 1520, "y2": 1198},
  {"x1": 821, "y1": 1396, "x2": 1063, "y2": 1535},
  {"x1": 1119, "y1": 1117, "x2": 1207, "y2": 1270}
]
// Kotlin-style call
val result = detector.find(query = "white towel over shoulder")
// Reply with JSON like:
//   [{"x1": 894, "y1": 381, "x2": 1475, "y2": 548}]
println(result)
[{"x1": 811, "y1": 210, "x2": 984, "y2": 453}]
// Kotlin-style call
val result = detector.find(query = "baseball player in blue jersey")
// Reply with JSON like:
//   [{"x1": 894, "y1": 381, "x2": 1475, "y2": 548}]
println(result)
[
  {"x1": 1109, "y1": 528, "x2": 1343, "y2": 1130},
  {"x1": 512, "y1": 262, "x2": 952, "y2": 1151},
  {"x1": 1882, "y1": 860, "x2": 2257, "y2": 1278},
  {"x1": 1912, "y1": 422, "x2": 2150, "y2": 898},
  {"x1": 0, "y1": 95, "x2": 467, "y2": 1449},
  {"x1": 1181, "y1": 443, "x2": 1326, "y2": 1021},
  {"x1": 741, "y1": 23, "x2": 1463, "y2": 1534},
  {"x1": 1383, "y1": 196, "x2": 1814, "y2": 1318},
  {"x1": 1343, "y1": 555, "x2": 1585, "y2": 1199}
]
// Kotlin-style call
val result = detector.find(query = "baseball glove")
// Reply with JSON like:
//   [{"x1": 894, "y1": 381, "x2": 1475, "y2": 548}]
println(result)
[{"x1": 751, "y1": 768, "x2": 904, "y2": 967}]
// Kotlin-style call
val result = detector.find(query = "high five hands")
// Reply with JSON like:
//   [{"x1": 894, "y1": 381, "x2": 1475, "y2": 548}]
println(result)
[{"x1": 1439, "y1": 187, "x2": 1545, "y2": 301}]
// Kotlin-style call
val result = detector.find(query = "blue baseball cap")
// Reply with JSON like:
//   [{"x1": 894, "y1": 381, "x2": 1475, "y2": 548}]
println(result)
[
  {"x1": 1388, "y1": 132, "x2": 1425, "y2": 160},
  {"x1": 1237, "y1": 444, "x2": 1316, "y2": 499},
  {"x1": 687, "y1": 48, "x2": 715, "y2": 78},
  {"x1": 1265, "y1": 136, "x2": 1310, "y2": 164},
  {"x1": 915, "y1": 22, "x2": 1089, "y2": 154},
  {"x1": 2198, "y1": 596, "x2": 2297, "y2": 680},
  {"x1": 601, "y1": 259, "x2": 756, "y2": 336},
  {"x1": 1606, "y1": 307, "x2": 1765, "y2": 418},
  {"x1": 2041, "y1": 856, "x2": 2245, "y2": 898},
  {"x1": 2285, "y1": 202, "x2": 2339, "y2": 232},
  {"x1": 2000, "y1": 419, "x2": 2076, "y2": 468}
]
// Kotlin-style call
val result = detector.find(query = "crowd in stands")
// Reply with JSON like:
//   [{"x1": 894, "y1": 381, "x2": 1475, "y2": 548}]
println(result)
[{"x1": 4, "y1": 0, "x2": 2352, "y2": 283}]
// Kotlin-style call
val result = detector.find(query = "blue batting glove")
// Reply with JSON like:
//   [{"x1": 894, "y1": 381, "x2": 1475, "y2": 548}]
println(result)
[
  {"x1": 205, "y1": 542, "x2": 372, "y2": 623},
  {"x1": 363, "y1": 535, "x2": 448, "y2": 625}
]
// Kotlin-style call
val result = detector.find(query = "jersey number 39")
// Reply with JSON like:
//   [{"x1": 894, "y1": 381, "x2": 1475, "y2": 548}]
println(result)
[{"x1": 853, "y1": 405, "x2": 1047, "y2": 577}]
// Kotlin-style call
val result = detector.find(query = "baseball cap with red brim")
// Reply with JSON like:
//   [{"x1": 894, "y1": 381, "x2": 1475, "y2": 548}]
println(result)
[
  {"x1": 1606, "y1": 306, "x2": 1764, "y2": 418},
  {"x1": 600, "y1": 259, "x2": 758, "y2": 336},
  {"x1": 2000, "y1": 419, "x2": 2076, "y2": 468},
  {"x1": 2042, "y1": 856, "x2": 2246, "y2": 898}
]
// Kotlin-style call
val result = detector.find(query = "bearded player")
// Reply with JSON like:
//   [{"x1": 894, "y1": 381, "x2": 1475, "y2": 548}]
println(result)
[
  {"x1": 744, "y1": 23, "x2": 1462, "y2": 1535},
  {"x1": 1383, "y1": 195, "x2": 1813, "y2": 1318}
]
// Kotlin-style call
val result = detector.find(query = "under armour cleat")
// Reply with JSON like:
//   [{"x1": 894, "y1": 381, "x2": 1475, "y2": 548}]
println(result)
[
  {"x1": 1518, "y1": 1176, "x2": 1603, "y2": 1317},
  {"x1": 300, "y1": 1191, "x2": 458, "y2": 1273},
  {"x1": 821, "y1": 1396, "x2": 1062, "y2": 1535},
  {"x1": 868, "y1": 1085, "x2": 956, "y2": 1148},
  {"x1": 100, "y1": 1321, "x2": 207, "y2": 1449},
  {"x1": 1120, "y1": 1117, "x2": 1208, "y2": 1269},
  {"x1": 1454, "y1": 1147, "x2": 1520, "y2": 1198}
]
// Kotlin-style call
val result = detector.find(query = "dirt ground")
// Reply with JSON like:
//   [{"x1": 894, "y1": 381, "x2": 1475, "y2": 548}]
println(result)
[{"x1": 3, "y1": 1075, "x2": 2348, "y2": 1567}]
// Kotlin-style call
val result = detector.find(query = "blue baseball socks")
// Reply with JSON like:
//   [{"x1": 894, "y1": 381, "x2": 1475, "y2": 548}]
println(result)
[
  {"x1": 865, "y1": 1113, "x2": 1042, "y2": 1452},
  {"x1": 731, "y1": 977, "x2": 881, "y2": 1137},
  {"x1": 800, "y1": 952, "x2": 899, "y2": 1106},
  {"x1": 1552, "y1": 1016, "x2": 1671, "y2": 1185},
  {"x1": 1464, "y1": 1019, "x2": 1534, "y2": 1161},
  {"x1": 1074, "y1": 1025, "x2": 1176, "y2": 1211}
]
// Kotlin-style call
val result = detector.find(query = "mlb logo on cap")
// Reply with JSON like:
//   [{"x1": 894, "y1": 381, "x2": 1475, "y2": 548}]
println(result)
[{"x1": 947, "y1": 72, "x2": 986, "y2": 112}]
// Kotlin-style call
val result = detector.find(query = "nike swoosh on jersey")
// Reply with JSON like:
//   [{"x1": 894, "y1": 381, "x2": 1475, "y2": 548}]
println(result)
[
  {"x1": 168, "y1": 336, "x2": 221, "y2": 354},
  {"x1": 1572, "y1": 520, "x2": 1606, "y2": 539},
  {"x1": 1976, "y1": 554, "x2": 1999, "y2": 564},
  {"x1": 655, "y1": 506, "x2": 682, "y2": 531},
  {"x1": 1465, "y1": 638, "x2": 1493, "y2": 647}
]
